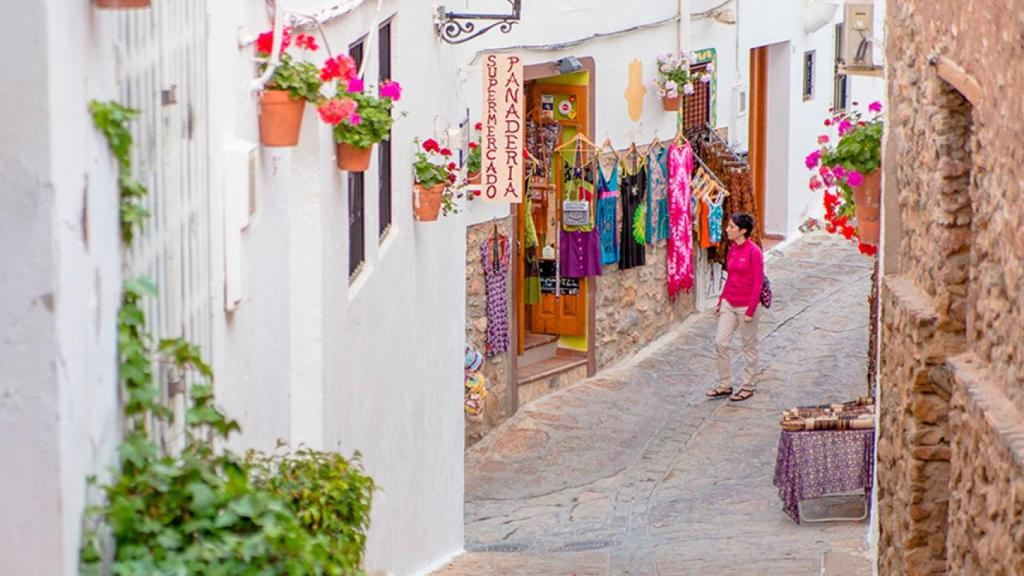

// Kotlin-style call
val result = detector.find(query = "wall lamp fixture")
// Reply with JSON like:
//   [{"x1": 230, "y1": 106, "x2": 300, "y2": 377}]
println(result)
[{"x1": 434, "y1": 0, "x2": 522, "y2": 45}]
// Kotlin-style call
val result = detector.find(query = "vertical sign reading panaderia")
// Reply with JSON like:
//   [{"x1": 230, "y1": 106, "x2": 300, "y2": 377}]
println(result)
[{"x1": 482, "y1": 53, "x2": 523, "y2": 203}]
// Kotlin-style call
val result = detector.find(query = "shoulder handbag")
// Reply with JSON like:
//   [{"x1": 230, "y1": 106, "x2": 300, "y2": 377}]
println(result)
[{"x1": 760, "y1": 274, "x2": 773, "y2": 309}]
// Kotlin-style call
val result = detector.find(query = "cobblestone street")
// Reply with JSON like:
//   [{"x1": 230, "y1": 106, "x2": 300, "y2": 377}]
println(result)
[{"x1": 436, "y1": 233, "x2": 874, "y2": 575}]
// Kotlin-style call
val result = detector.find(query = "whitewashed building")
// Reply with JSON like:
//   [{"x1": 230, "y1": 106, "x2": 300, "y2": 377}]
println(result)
[{"x1": 0, "y1": 1, "x2": 882, "y2": 575}]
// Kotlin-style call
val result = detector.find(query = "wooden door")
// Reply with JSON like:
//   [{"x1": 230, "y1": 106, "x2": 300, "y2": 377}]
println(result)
[
  {"x1": 520, "y1": 82, "x2": 588, "y2": 339},
  {"x1": 749, "y1": 47, "x2": 768, "y2": 238}
]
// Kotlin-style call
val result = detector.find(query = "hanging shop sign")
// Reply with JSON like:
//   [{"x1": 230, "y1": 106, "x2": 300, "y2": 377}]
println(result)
[{"x1": 481, "y1": 53, "x2": 524, "y2": 203}]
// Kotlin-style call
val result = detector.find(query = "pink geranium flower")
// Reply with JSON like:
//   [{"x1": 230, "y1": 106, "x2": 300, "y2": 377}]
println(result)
[
  {"x1": 832, "y1": 165, "x2": 847, "y2": 179},
  {"x1": 379, "y1": 80, "x2": 402, "y2": 101},
  {"x1": 837, "y1": 120, "x2": 854, "y2": 136},
  {"x1": 346, "y1": 76, "x2": 365, "y2": 93},
  {"x1": 805, "y1": 150, "x2": 822, "y2": 169},
  {"x1": 868, "y1": 101, "x2": 882, "y2": 113},
  {"x1": 846, "y1": 170, "x2": 864, "y2": 187},
  {"x1": 817, "y1": 134, "x2": 829, "y2": 145},
  {"x1": 347, "y1": 112, "x2": 362, "y2": 126}
]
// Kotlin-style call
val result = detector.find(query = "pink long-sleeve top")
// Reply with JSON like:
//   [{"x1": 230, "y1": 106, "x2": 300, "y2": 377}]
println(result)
[{"x1": 718, "y1": 239, "x2": 764, "y2": 317}]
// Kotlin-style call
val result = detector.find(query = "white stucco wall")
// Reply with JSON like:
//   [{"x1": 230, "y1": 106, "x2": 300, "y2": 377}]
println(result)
[
  {"x1": 207, "y1": 2, "x2": 465, "y2": 574},
  {"x1": 1, "y1": 1, "x2": 123, "y2": 575}
]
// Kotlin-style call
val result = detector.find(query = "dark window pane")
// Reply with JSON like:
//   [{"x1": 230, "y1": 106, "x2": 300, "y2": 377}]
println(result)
[
  {"x1": 349, "y1": 40, "x2": 365, "y2": 276},
  {"x1": 378, "y1": 22, "x2": 392, "y2": 236}
]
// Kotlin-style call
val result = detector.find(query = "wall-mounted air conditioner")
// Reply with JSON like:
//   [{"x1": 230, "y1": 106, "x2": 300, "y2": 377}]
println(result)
[{"x1": 842, "y1": 2, "x2": 875, "y2": 68}]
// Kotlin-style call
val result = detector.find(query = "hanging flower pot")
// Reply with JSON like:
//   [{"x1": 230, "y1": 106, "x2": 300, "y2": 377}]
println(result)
[
  {"x1": 851, "y1": 169, "x2": 882, "y2": 246},
  {"x1": 94, "y1": 0, "x2": 151, "y2": 7},
  {"x1": 413, "y1": 183, "x2": 445, "y2": 222},
  {"x1": 662, "y1": 95, "x2": 681, "y2": 112},
  {"x1": 336, "y1": 142, "x2": 373, "y2": 172},
  {"x1": 468, "y1": 172, "x2": 481, "y2": 185},
  {"x1": 259, "y1": 90, "x2": 306, "y2": 147}
]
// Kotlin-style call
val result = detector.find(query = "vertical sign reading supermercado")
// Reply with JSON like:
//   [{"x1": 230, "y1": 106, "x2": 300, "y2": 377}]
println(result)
[{"x1": 482, "y1": 54, "x2": 524, "y2": 203}]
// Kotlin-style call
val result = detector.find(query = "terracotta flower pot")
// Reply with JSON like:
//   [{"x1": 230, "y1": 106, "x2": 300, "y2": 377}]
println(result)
[
  {"x1": 662, "y1": 95, "x2": 681, "y2": 112},
  {"x1": 413, "y1": 183, "x2": 445, "y2": 222},
  {"x1": 468, "y1": 171, "x2": 481, "y2": 185},
  {"x1": 336, "y1": 142, "x2": 373, "y2": 172},
  {"x1": 258, "y1": 90, "x2": 305, "y2": 147},
  {"x1": 94, "y1": 0, "x2": 151, "y2": 7},
  {"x1": 851, "y1": 169, "x2": 882, "y2": 247}
]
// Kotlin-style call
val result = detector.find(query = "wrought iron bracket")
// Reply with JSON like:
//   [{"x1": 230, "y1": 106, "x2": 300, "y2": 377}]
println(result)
[{"x1": 434, "y1": 0, "x2": 521, "y2": 45}]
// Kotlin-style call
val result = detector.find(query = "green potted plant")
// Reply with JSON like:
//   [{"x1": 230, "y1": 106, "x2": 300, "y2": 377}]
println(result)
[
  {"x1": 651, "y1": 51, "x2": 711, "y2": 111},
  {"x1": 255, "y1": 28, "x2": 322, "y2": 147},
  {"x1": 317, "y1": 60, "x2": 401, "y2": 172},
  {"x1": 412, "y1": 138, "x2": 459, "y2": 221},
  {"x1": 806, "y1": 101, "x2": 884, "y2": 250},
  {"x1": 466, "y1": 122, "x2": 482, "y2": 184}
]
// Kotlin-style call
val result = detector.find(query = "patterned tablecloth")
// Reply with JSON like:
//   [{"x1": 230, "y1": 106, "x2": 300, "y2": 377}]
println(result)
[{"x1": 772, "y1": 428, "x2": 875, "y2": 524}]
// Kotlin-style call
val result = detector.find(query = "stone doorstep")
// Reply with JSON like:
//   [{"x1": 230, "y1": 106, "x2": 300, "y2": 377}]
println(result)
[{"x1": 516, "y1": 354, "x2": 589, "y2": 407}]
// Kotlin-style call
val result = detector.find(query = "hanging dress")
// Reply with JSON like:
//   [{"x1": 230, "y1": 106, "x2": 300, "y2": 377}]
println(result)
[
  {"x1": 708, "y1": 190, "x2": 724, "y2": 244},
  {"x1": 619, "y1": 159, "x2": 648, "y2": 270},
  {"x1": 481, "y1": 234, "x2": 510, "y2": 357},
  {"x1": 667, "y1": 141, "x2": 695, "y2": 298},
  {"x1": 597, "y1": 162, "x2": 620, "y2": 265},
  {"x1": 559, "y1": 157, "x2": 603, "y2": 278},
  {"x1": 646, "y1": 146, "x2": 670, "y2": 245}
]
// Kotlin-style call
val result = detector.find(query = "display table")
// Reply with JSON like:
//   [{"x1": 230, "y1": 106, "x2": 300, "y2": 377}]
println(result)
[{"x1": 772, "y1": 428, "x2": 875, "y2": 524}]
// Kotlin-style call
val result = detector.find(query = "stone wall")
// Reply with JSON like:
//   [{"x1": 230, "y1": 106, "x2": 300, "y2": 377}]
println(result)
[
  {"x1": 946, "y1": 355, "x2": 1024, "y2": 575},
  {"x1": 465, "y1": 216, "x2": 515, "y2": 446},
  {"x1": 878, "y1": 1, "x2": 1024, "y2": 573},
  {"x1": 595, "y1": 241, "x2": 696, "y2": 370}
]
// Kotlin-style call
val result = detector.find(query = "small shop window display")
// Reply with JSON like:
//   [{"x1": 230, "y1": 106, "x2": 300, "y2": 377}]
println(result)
[{"x1": 464, "y1": 344, "x2": 488, "y2": 416}]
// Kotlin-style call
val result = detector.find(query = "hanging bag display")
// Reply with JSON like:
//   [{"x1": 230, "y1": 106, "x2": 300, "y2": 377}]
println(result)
[{"x1": 562, "y1": 140, "x2": 591, "y2": 228}]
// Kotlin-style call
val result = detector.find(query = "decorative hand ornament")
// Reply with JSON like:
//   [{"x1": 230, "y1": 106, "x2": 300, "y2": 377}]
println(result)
[{"x1": 625, "y1": 59, "x2": 647, "y2": 122}]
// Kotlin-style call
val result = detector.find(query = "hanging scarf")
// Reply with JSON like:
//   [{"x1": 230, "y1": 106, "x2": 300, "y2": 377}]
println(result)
[{"x1": 667, "y1": 141, "x2": 694, "y2": 298}]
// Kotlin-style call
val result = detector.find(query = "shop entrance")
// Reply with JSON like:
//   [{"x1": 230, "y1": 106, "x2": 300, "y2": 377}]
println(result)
[{"x1": 513, "y1": 68, "x2": 595, "y2": 407}]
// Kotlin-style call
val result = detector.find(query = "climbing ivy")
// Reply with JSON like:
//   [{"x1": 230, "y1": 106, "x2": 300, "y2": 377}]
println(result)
[
  {"x1": 89, "y1": 100, "x2": 149, "y2": 245},
  {"x1": 82, "y1": 101, "x2": 375, "y2": 575}
]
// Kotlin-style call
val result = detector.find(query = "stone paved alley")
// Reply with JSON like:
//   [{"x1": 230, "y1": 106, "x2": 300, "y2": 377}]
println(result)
[{"x1": 436, "y1": 233, "x2": 874, "y2": 575}]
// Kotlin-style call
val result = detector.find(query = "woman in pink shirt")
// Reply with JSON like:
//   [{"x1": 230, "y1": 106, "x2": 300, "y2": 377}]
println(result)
[{"x1": 706, "y1": 212, "x2": 763, "y2": 402}]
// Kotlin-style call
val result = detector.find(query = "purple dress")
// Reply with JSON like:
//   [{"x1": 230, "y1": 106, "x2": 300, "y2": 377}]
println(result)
[
  {"x1": 481, "y1": 235, "x2": 510, "y2": 357},
  {"x1": 559, "y1": 163, "x2": 603, "y2": 278}
]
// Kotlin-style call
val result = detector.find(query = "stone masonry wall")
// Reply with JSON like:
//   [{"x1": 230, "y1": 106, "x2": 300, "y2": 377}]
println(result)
[
  {"x1": 595, "y1": 241, "x2": 695, "y2": 370},
  {"x1": 465, "y1": 216, "x2": 515, "y2": 447},
  {"x1": 879, "y1": 1, "x2": 1024, "y2": 573},
  {"x1": 877, "y1": 277, "x2": 957, "y2": 575},
  {"x1": 946, "y1": 355, "x2": 1024, "y2": 575}
]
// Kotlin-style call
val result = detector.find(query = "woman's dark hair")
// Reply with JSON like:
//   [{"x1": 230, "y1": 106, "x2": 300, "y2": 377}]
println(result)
[{"x1": 731, "y1": 212, "x2": 755, "y2": 238}]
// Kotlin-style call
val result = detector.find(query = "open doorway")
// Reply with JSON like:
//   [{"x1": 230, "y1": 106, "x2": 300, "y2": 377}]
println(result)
[
  {"x1": 513, "y1": 64, "x2": 596, "y2": 408},
  {"x1": 749, "y1": 43, "x2": 791, "y2": 245}
]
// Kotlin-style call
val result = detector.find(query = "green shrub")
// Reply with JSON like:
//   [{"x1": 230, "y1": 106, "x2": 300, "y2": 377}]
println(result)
[{"x1": 249, "y1": 448, "x2": 376, "y2": 573}]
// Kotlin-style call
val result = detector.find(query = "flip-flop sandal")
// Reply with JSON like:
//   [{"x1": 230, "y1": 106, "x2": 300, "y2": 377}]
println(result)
[
  {"x1": 729, "y1": 389, "x2": 755, "y2": 402},
  {"x1": 706, "y1": 385, "x2": 733, "y2": 398}
]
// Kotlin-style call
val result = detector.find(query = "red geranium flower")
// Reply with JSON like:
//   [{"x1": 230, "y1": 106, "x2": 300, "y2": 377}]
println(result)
[
  {"x1": 469, "y1": 142, "x2": 478, "y2": 149},
  {"x1": 841, "y1": 225, "x2": 855, "y2": 240},
  {"x1": 440, "y1": 148, "x2": 452, "y2": 157},
  {"x1": 256, "y1": 28, "x2": 292, "y2": 55},
  {"x1": 294, "y1": 33, "x2": 318, "y2": 51},
  {"x1": 320, "y1": 55, "x2": 357, "y2": 82},
  {"x1": 858, "y1": 242, "x2": 877, "y2": 256},
  {"x1": 474, "y1": 122, "x2": 482, "y2": 131},
  {"x1": 447, "y1": 162, "x2": 457, "y2": 170},
  {"x1": 422, "y1": 138, "x2": 440, "y2": 152}
]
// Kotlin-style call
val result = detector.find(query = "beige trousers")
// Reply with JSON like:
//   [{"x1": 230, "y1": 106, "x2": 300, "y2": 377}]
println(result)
[{"x1": 716, "y1": 304, "x2": 759, "y2": 390}]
